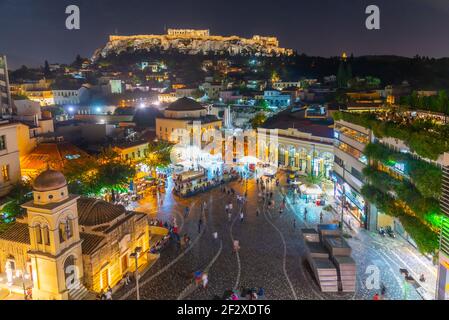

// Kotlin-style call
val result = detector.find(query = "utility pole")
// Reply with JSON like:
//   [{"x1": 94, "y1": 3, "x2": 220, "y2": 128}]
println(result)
[{"x1": 340, "y1": 168, "x2": 345, "y2": 231}]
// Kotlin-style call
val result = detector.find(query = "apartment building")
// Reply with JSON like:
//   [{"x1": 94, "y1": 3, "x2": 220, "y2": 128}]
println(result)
[
  {"x1": 332, "y1": 119, "x2": 377, "y2": 230},
  {"x1": 0, "y1": 120, "x2": 21, "y2": 196},
  {"x1": 0, "y1": 55, "x2": 12, "y2": 117},
  {"x1": 438, "y1": 153, "x2": 449, "y2": 300}
]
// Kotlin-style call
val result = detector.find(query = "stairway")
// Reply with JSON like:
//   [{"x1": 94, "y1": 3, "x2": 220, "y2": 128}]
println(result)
[{"x1": 68, "y1": 284, "x2": 90, "y2": 300}]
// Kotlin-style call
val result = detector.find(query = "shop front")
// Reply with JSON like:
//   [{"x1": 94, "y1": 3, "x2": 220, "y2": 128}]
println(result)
[
  {"x1": 332, "y1": 172, "x2": 367, "y2": 229},
  {"x1": 277, "y1": 144, "x2": 333, "y2": 178}
]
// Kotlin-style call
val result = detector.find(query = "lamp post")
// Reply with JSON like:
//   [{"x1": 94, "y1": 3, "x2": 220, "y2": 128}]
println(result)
[
  {"x1": 340, "y1": 168, "x2": 346, "y2": 231},
  {"x1": 130, "y1": 247, "x2": 142, "y2": 300}
]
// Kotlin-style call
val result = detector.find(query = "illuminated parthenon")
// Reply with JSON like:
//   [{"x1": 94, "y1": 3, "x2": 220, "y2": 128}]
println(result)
[
  {"x1": 167, "y1": 29, "x2": 210, "y2": 37},
  {"x1": 95, "y1": 29, "x2": 293, "y2": 59}
]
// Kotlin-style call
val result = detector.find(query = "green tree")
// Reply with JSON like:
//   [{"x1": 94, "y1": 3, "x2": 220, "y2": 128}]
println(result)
[
  {"x1": 43, "y1": 60, "x2": 52, "y2": 78},
  {"x1": 191, "y1": 89, "x2": 205, "y2": 100},
  {"x1": 144, "y1": 141, "x2": 173, "y2": 174},
  {"x1": 72, "y1": 54, "x2": 84, "y2": 69},
  {"x1": 96, "y1": 148, "x2": 136, "y2": 201},
  {"x1": 255, "y1": 99, "x2": 269, "y2": 110},
  {"x1": 337, "y1": 61, "x2": 347, "y2": 88},
  {"x1": 251, "y1": 112, "x2": 267, "y2": 129}
]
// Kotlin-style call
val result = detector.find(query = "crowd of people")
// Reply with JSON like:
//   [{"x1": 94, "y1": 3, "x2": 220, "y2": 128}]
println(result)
[{"x1": 215, "y1": 287, "x2": 265, "y2": 300}]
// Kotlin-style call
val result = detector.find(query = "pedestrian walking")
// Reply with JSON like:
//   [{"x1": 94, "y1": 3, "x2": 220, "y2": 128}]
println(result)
[
  {"x1": 240, "y1": 211, "x2": 244, "y2": 223},
  {"x1": 256, "y1": 208, "x2": 260, "y2": 217},
  {"x1": 198, "y1": 218, "x2": 203, "y2": 233},
  {"x1": 105, "y1": 286, "x2": 112, "y2": 300},
  {"x1": 293, "y1": 219, "x2": 296, "y2": 229},
  {"x1": 184, "y1": 206, "x2": 190, "y2": 217},
  {"x1": 257, "y1": 287, "x2": 265, "y2": 298},
  {"x1": 194, "y1": 271, "x2": 202, "y2": 286},
  {"x1": 201, "y1": 273, "x2": 209, "y2": 289},
  {"x1": 320, "y1": 211, "x2": 324, "y2": 223},
  {"x1": 123, "y1": 273, "x2": 130, "y2": 286},
  {"x1": 380, "y1": 283, "x2": 387, "y2": 299},
  {"x1": 233, "y1": 240, "x2": 240, "y2": 252}
]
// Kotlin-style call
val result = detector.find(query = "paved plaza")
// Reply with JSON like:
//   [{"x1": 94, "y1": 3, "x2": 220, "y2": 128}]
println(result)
[{"x1": 115, "y1": 174, "x2": 437, "y2": 300}]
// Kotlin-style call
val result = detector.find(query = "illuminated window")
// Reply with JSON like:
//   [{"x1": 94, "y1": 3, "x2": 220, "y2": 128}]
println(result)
[
  {"x1": 65, "y1": 154, "x2": 80, "y2": 160},
  {"x1": 0, "y1": 135, "x2": 6, "y2": 150},
  {"x1": 2, "y1": 164, "x2": 9, "y2": 182}
]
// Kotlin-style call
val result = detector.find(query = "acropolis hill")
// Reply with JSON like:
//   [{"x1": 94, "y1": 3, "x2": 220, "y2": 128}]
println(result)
[{"x1": 92, "y1": 29, "x2": 294, "y2": 60}]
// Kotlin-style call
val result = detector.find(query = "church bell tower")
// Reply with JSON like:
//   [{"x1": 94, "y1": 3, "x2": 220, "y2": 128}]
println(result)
[{"x1": 22, "y1": 169, "x2": 83, "y2": 300}]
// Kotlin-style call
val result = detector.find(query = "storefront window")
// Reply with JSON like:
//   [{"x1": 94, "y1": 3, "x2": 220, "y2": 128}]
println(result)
[
  {"x1": 335, "y1": 124, "x2": 369, "y2": 144},
  {"x1": 336, "y1": 141, "x2": 367, "y2": 165}
]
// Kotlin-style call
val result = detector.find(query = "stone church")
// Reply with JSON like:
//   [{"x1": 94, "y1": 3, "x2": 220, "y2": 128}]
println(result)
[{"x1": 0, "y1": 169, "x2": 162, "y2": 299}]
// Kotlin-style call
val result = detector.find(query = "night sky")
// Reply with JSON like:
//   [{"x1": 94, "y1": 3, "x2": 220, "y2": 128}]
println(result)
[{"x1": 1, "y1": 0, "x2": 449, "y2": 69}]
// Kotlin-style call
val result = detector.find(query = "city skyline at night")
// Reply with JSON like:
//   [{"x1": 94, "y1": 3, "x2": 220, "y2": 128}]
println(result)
[
  {"x1": 2, "y1": 0, "x2": 449, "y2": 68},
  {"x1": 0, "y1": 0, "x2": 449, "y2": 306}
]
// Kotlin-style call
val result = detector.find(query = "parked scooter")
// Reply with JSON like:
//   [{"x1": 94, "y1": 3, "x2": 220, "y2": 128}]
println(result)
[
  {"x1": 385, "y1": 226, "x2": 396, "y2": 238},
  {"x1": 378, "y1": 227, "x2": 386, "y2": 237}
]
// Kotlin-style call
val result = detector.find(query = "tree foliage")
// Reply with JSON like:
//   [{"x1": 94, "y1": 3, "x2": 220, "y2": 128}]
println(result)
[
  {"x1": 251, "y1": 112, "x2": 267, "y2": 129},
  {"x1": 361, "y1": 184, "x2": 438, "y2": 254},
  {"x1": 399, "y1": 90, "x2": 449, "y2": 114},
  {"x1": 63, "y1": 147, "x2": 136, "y2": 198},
  {"x1": 333, "y1": 111, "x2": 449, "y2": 160},
  {"x1": 144, "y1": 141, "x2": 173, "y2": 172},
  {"x1": 364, "y1": 142, "x2": 442, "y2": 198}
]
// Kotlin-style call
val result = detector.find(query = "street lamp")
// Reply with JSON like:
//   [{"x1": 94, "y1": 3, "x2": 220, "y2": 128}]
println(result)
[
  {"x1": 340, "y1": 168, "x2": 346, "y2": 231},
  {"x1": 130, "y1": 247, "x2": 142, "y2": 300}
]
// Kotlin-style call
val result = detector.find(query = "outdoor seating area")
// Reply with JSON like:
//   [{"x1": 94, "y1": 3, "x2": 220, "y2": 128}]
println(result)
[{"x1": 173, "y1": 168, "x2": 239, "y2": 197}]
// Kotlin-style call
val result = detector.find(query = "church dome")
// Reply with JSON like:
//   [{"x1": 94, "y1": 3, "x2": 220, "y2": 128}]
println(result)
[
  {"x1": 33, "y1": 169, "x2": 68, "y2": 192},
  {"x1": 166, "y1": 97, "x2": 205, "y2": 111}
]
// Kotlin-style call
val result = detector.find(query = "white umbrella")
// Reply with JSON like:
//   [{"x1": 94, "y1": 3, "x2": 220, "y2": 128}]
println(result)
[{"x1": 300, "y1": 184, "x2": 322, "y2": 195}]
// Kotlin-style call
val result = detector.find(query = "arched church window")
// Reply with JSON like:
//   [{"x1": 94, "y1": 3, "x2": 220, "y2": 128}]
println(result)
[
  {"x1": 35, "y1": 224, "x2": 42, "y2": 244},
  {"x1": 59, "y1": 219, "x2": 73, "y2": 243},
  {"x1": 43, "y1": 225, "x2": 50, "y2": 245},
  {"x1": 66, "y1": 219, "x2": 73, "y2": 239},
  {"x1": 59, "y1": 222, "x2": 66, "y2": 242}
]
